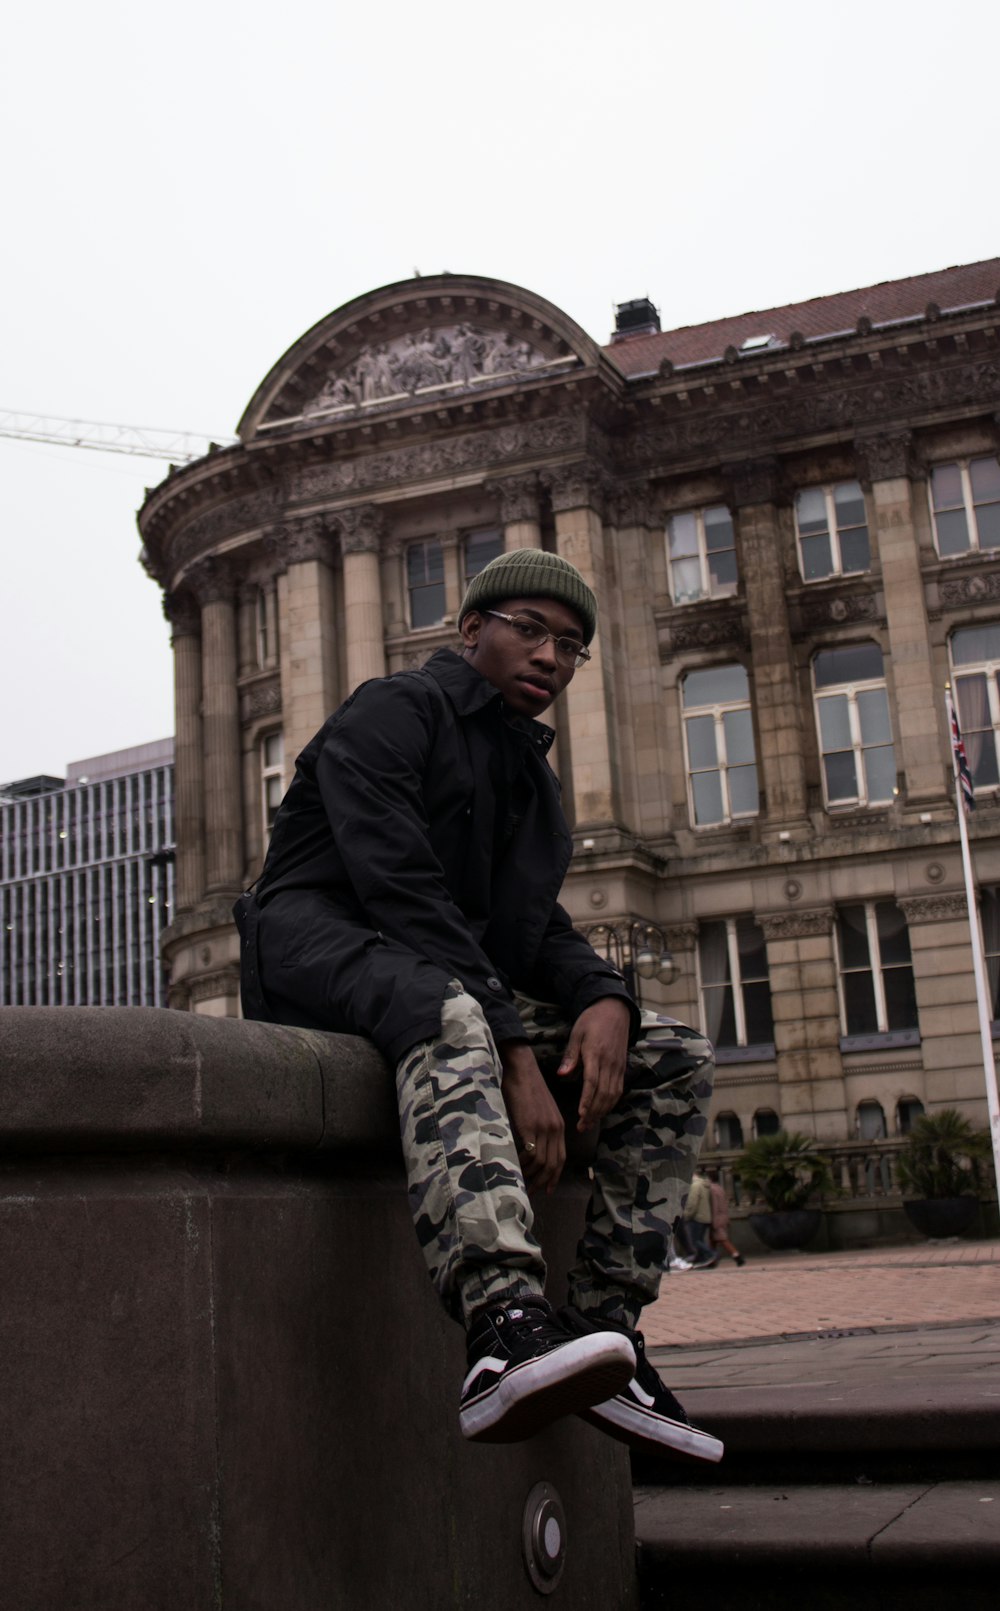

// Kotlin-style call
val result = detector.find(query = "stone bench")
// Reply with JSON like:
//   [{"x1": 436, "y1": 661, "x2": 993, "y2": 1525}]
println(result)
[{"x1": 0, "y1": 1007, "x2": 636, "y2": 1611}]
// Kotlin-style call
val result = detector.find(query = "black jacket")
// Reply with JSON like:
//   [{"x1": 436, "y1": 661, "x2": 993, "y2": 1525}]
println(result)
[{"x1": 236, "y1": 648, "x2": 636, "y2": 1065}]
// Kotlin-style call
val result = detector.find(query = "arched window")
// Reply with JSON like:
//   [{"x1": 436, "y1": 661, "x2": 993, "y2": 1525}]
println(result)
[
  {"x1": 856, "y1": 1099, "x2": 887, "y2": 1140},
  {"x1": 896, "y1": 1096, "x2": 925, "y2": 1135},
  {"x1": 715, "y1": 1112, "x2": 744, "y2": 1150},
  {"x1": 753, "y1": 1108, "x2": 780, "y2": 1138}
]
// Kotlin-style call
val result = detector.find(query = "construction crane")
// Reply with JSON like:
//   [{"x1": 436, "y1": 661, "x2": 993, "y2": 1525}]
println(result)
[{"x1": 0, "y1": 410, "x2": 237, "y2": 465}]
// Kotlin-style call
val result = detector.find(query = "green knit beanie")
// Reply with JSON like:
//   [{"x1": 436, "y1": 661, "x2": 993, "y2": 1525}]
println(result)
[{"x1": 458, "y1": 548, "x2": 597, "y2": 644}]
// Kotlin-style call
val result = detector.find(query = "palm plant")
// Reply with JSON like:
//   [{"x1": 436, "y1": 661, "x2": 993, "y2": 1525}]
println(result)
[
  {"x1": 895, "y1": 1109, "x2": 992, "y2": 1200},
  {"x1": 736, "y1": 1130, "x2": 835, "y2": 1212}
]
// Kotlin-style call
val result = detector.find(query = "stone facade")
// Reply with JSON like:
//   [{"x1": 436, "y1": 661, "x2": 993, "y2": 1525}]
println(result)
[{"x1": 139, "y1": 265, "x2": 1000, "y2": 1144}]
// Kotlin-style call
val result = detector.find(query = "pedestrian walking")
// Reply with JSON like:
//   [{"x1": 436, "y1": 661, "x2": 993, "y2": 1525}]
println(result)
[{"x1": 708, "y1": 1172, "x2": 745, "y2": 1266}]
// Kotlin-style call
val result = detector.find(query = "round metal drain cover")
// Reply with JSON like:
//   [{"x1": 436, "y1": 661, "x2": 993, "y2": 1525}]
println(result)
[{"x1": 522, "y1": 1481, "x2": 567, "y2": 1594}]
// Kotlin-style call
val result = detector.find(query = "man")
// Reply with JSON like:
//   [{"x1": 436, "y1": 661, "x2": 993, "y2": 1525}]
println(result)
[
  {"x1": 236, "y1": 547, "x2": 721, "y2": 1463},
  {"x1": 682, "y1": 1165, "x2": 719, "y2": 1269}
]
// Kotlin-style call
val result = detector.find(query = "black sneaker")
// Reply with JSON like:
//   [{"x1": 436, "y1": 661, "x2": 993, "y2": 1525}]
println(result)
[
  {"x1": 558, "y1": 1306, "x2": 724, "y2": 1465},
  {"x1": 459, "y1": 1298, "x2": 635, "y2": 1444}
]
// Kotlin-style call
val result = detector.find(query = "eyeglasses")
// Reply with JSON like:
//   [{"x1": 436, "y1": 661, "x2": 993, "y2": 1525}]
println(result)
[{"x1": 486, "y1": 610, "x2": 591, "y2": 668}]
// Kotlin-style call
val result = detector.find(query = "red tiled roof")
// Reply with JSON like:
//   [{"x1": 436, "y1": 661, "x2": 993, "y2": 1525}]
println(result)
[{"x1": 604, "y1": 259, "x2": 1000, "y2": 377}]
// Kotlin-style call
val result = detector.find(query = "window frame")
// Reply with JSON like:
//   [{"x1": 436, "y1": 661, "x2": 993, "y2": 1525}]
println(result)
[
  {"x1": 462, "y1": 528, "x2": 503, "y2": 585},
  {"x1": 665, "y1": 503, "x2": 738, "y2": 606},
  {"x1": 836, "y1": 899, "x2": 920, "y2": 1046},
  {"x1": 681, "y1": 664, "x2": 760, "y2": 828},
  {"x1": 812, "y1": 644, "x2": 896, "y2": 809},
  {"x1": 928, "y1": 455, "x2": 1000, "y2": 558},
  {"x1": 794, "y1": 480, "x2": 871, "y2": 583},
  {"x1": 949, "y1": 625, "x2": 1000, "y2": 794},
  {"x1": 697, "y1": 914, "x2": 775, "y2": 1058},
  {"x1": 405, "y1": 538, "x2": 446, "y2": 630},
  {"x1": 260, "y1": 731, "x2": 284, "y2": 841}
]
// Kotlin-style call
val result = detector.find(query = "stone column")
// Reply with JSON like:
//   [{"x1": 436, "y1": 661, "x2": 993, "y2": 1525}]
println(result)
[
  {"x1": 274, "y1": 516, "x2": 340, "y2": 767},
  {"x1": 494, "y1": 473, "x2": 541, "y2": 551},
  {"x1": 899, "y1": 890, "x2": 984, "y2": 1113},
  {"x1": 237, "y1": 582, "x2": 257, "y2": 677},
  {"x1": 164, "y1": 591, "x2": 205, "y2": 912},
  {"x1": 339, "y1": 505, "x2": 387, "y2": 691},
  {"x1": 549, "y1": 463, "x2": 622, "y2": 830},
  {"x1": 726, "y1": 459, "x2": 808, "y2": 828},
  {"x1": 759, "y1": 909, "x2": 845, "y2": 1139},
  {"x1": 855, "y1": 431, "x2": 942, "y2": 804},
  {"x1": 191, "y1": 560, "x2": 243, "y2": 895}
]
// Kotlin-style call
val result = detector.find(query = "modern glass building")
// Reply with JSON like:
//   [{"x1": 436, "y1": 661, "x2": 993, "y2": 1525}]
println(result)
[{"x1": 0, "y1": 738, "x2": 175, "y2": 1007}]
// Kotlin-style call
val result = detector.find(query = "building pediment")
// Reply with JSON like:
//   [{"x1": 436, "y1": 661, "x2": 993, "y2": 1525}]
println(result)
[{"x1": 238, "y1": 274, "x2": 603, "y2": 441}]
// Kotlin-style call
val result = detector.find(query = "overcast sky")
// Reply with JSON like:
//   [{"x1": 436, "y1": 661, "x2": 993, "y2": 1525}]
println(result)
[{"x1": 2, "y1": 0, "x2": 996, "y2": 780}]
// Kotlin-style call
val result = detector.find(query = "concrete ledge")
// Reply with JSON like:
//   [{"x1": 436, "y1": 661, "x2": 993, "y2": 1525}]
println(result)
[
  {"x1": 0, "y1": 1006, "x2": 635, "y2": 1610},
  {"x1": 0, "y1": 1005, "x2": 395, "y2": 1152}
]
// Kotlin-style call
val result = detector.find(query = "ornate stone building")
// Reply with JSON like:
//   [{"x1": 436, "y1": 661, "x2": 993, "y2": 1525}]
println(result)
[{"x1": 139, "y1": 262, "x2": 1000, "y2": 1145}]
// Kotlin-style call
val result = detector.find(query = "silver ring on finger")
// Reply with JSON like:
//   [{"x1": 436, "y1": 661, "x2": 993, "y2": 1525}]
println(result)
[{"x1": 523, "y1": 1139, "x2": 537, "y2": 1156}]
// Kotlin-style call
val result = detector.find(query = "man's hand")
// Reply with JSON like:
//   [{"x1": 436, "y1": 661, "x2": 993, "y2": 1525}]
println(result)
[
  {"x1": 557, "y1": 998, "x2": 632, "y2": 1132},
  {"x1": 498, "y1": 1041, "x2": 567, "y2": 1195}
]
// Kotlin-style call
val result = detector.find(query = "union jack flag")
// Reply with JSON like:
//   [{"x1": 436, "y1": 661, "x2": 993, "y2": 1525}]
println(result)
[{"x1": 949, "y1": 692, "x2": 975, "y2": 814}]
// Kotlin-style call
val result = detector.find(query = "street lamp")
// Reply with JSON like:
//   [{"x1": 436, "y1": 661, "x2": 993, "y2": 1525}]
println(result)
[{"x1": 583, "y1": 920, "x2": 677, "y2": 1007}]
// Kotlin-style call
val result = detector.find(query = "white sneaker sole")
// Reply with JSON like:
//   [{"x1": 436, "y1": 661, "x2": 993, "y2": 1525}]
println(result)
[
  {"x1": 460, "y1": 1333, "x2": 636, "y2": 1444},
  {"x1": 581, "y1": 1394, "x2": 724, "y2": 1463}
]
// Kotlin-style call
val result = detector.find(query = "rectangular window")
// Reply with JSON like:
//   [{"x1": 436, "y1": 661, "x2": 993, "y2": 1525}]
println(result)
[
  {"x1": 950, "y1": 622, "x2": 1000, "y2": 790},
  {"x1": 682, "y1": 664, "x2": 759, "y2": 826},
  {"x1": 666, "y1": 505, "x2": 738, "y2": 605},
  {"x1": 813, "y1": 642, "x2": 895, "y2": 807},
  {"x1": 979, "y1": 885, "x2": 1000, "y2": 1020},
  {"x1": 795, "y1": 480, "x2": 871, "y2": 581},
  {"x1": 930, "y1": 456, "x2": 1000, "y2": 557},
  {"x1": 837, "y1": 901, "x2": 918, "y2": 1035},
  {"x1": 407, "y1": 540, "x2": 446, "y2": 628},
  {"x1": 261, "y1": 732, "x2": 284, "y2": 838},
  {"x1": 698, "y1": 915, "x2": 775, "y2": 1049},
  {"x1": 463, "y1": 528, "x2": 503, "y2": 582}
]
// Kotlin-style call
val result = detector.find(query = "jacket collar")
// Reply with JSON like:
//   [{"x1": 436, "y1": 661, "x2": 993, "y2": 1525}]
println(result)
[{"x1": 421, "y1": 648, "x2": 556, "y2": 752}]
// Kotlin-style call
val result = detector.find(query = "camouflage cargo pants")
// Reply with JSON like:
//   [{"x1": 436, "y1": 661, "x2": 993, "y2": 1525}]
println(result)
[{"x1": 394, "y1": 983, "x2": 715, "y2": 1327}]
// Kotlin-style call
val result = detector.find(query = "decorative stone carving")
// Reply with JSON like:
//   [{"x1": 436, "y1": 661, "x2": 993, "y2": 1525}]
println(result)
[
  {"x1": 162, "y1": 590, "x2": 201, "y2": 636},
  {"x1": 187, "y1": 556, "x2": 237, "y2": 606},
  {"x1": 799, "y1": 591, "x2": 879, "y2": 630},
  {"x1": 490, "y1": 472, "x2": 540, "y2": 525},
  {"x1": 336, "y1": 504, "x2": 385, "y2": 554},
  {"x1": 278, "y1": 514, "x2": 334, "y2": 567},
  {"x1": 758, "y1": 909, "x2": 834, "y2": 940},
  {"x1": 898, "y1": 892, "x2": 968, "y2": 924},
  {"x1": 660, "y1": 613, "x2": 749, "y2": 655},
  {"x1": 542, "y1": 461, "x2": 609, "y2": 515},
  {"x1": 854, "y1": 430, "x2": 915, "y2": 485},
  {"x1": 294, "y1": 415, "x2": 586, "y2": 505},
  {"x1": 240, "y1": 676, "x2": 281, "y2": 723},
  {"x1": 663, "y1": 923, "x2": 699, "y2": 952},
  {"x1": 722, "y1": 457, "x2": 784, "y2": 509},
  {"x1": 299, "y1": 325, "x2": 552, "y2": 416},
  {"x1": 939, "y1": 569, "x2": 1000, "y2": 607},
  {"x1": 614, "y1": 484, "x2": 652, "y2": 529},
  {"x1": 168, "y1": 487, "x2": 282, "y2": 573},
  {"x1": 622, "y1": 359, "x2": 1000, "y2": 472}
]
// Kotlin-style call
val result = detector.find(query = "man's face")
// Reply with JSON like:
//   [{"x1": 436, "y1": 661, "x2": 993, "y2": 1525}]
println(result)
[{"x1": 460, "y1": 595, "x2": 585, "y2": 717}]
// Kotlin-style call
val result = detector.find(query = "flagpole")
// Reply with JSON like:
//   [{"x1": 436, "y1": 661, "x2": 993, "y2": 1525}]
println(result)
[{"x1": 945, "y1": 684, "x2": 1000, "y2": 1201}]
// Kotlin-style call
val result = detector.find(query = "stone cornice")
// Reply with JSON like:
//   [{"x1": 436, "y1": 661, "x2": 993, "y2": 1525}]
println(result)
[
  {"x1": 621, "y1": 354, "x2": 1000, "y2": 472},
  {"x1": 758, "y1": 908, "x2": 834, "y2": 940},
  {"x1": 162, "y1": 590, "x2": 201, "y2": 637}
]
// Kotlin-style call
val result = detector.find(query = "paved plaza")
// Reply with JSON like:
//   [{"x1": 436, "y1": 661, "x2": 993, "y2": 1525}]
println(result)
[{"x1": 642, "y1": 1236, "x2": 1000, "y2": 1349}]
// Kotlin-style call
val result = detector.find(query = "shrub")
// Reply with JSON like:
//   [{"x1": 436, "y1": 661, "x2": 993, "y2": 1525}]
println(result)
[
  {"x1": 895, "y1": 1109, "x2": 992, "y2": 1200},
  {"x1": 736, "y1": 1130, "x2": 835, "y2": 1212}
]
